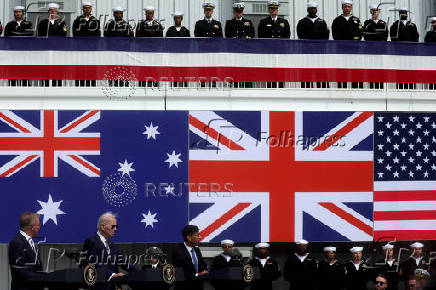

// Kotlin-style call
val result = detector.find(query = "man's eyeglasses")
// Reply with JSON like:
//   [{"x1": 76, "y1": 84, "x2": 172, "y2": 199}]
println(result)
[
  {"x1": 375, "y1": 281, "x2": 386, "y2": 286},
  {"x1": 111, "y1": 224, "x2": 118, "y2": 229},
  {"x1": 222, "y1": 245, "x2": 233, "y2": 249}
]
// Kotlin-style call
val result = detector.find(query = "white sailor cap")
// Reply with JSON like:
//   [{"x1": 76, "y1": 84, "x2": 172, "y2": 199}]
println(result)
[
  {"x1": 47, "y1": 3, "x2": 60, "y2": 10},
  {"x1": 350, "y1": 247, "x2": 364, "y2": 253},
  {"x1": 82, "y1": 2, "x2": 92, "y2": 7},
  {"x1": 341, "y1": 0, "x2": 353, "y2": 5},
  {"x1": 324, "y1": 246, "x2": 337, "y2": 252},
  {"x1": 144, "y1": 6, "x2": 155, "y2": 11},
  {"x1": 410, "y1": 242, "x2": 424, "y2": 248},
  {"x1": 232, "y1": 2, "x2": 245, "y2": 9},
  {"x1": 13, "y1": 6, "x2": 25, "y2": 11},
  {"x1": 172, "y1": 11, "x2": 184, "y2": 17},
  {"x1": 268, "y1": 1, "x2": 280, "y2": 8},
  {"x1": 295, "y1": 239, "x2": 309, "y2": 245},
  {"x1": 432, "y1": 17, "x2": 436, "y2": 22},
  {"x1": 382, "y1": 243, "x2": 394, "y2": 250},
  {"x1": 369, "y1": 4, "x2": 379, "y2": 10},
  {"x1": 255, "y1": 242, "x2": 270, "y2": 248},
  {"x1": 112, "y1": 6, "x2": 125, "y2": 12},
  {"x1": 307, "y1": 2, "x2": 318, "y2": 8},
  {"x1": 415, "y1": 269, "x2": 431, "y2": 279},
  {"x1": 221, "y1": 239, "x2": 234, "y2": 246},
  {"x1": 202, "y1": 2, "x2": 216, "y2": 9},
  {"x1": 398, "y1": 7, "x2": 409, "y2": 12}
]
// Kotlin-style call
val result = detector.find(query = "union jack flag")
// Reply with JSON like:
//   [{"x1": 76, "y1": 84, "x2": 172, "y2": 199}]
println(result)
[
  {"x1": 189, "y1": 111, "x2": 374, "y2": 242},
  {"x1": 0, "y1": 110, "x2": 100, "y2": 178}
]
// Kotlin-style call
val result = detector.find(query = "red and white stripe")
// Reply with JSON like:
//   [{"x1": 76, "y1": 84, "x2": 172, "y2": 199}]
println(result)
[
  {"x1": 374, "y1": 181, "x2": 436, "y2": 240},
  {"x1": 0, "y1": 50, "x2": 436, "y2": 83}
]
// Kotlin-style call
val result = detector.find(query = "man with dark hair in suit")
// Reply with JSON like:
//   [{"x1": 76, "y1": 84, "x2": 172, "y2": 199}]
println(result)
[
  {"x1": 82, "y1": 212, "x2": 134, "y2": 290},
  {"x1": 8, "y1": 212, "x2": 45, "y2": 290},
  {"x1": 172, "y1": 225, "x2": 208, "y2": 290}
]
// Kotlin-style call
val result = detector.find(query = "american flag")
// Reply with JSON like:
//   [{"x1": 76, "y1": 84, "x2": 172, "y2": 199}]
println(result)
[
  {"x1": 189, "y1": 111, "x2": 373, "y2": 242},
  {"x1": 374, "y1": 113, "x2": 436, "y2": 241}
]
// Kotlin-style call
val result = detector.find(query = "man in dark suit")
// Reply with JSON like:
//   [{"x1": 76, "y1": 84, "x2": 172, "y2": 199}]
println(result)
[
  {"x1": 82, "y1": 212, "x2": 134, "y2": 290},
  {"x1": 390, "y1": 8, "x2": 419, "y2": 42},
  {"x1": 258, "y1": 1, "x2": 290, "y2": 38},
  {"x1": 72, "y1": 2, "x2": 100, "y2": 37},
  {"x1": 283, "y1": 240, "x2": 318, "y2": 290},
  {"x1": 37, "y1": 3, "x2": 67, "y2": 36},
  {"x1": 4, "y1": 6, "x2": 33, "y2": 36},
  {"x1": 8, "y1": 212, "x2": 45, "y2": 290},
  {"x1": 194, "y1": 2, "x2": 223, "y2": 37},
  {"x1": 225, "y1": 3, "x2": 255, "y2": 38},
  {"x1": 166, "y1": 12, "x2": 190, "y2": 37},
  {"x1": 297, "y1": 2, "x2": 329, "y2": 40},
  {"x1": 172, "y1": 225, "x2": 208, "y2": 290},
  {"x1": 136, "y1": 6, "x2": 164, "y2": 37}
]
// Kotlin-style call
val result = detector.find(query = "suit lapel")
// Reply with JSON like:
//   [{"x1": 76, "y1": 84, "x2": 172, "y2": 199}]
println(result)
[
  {"x1": 183, "y1": 245, "x2": 196, "y2": 271},
  {"x1": 18, "y1": 233, "x2": 41, "y2": 265}
]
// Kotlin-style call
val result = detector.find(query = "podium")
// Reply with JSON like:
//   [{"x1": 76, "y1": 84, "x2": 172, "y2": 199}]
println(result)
[
  {"x1": 201, "y1": 266, "x2": 261, "y2": 288},
  {"x1": 28, "y1": 268, "x2": 107, "y2": 289},
  {"x1": 114, "y1": 266, "x2": 185, "y2": 288}
]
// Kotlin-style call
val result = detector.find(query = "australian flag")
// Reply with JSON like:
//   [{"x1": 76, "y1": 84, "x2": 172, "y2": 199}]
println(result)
[{"x1": 0, "y1": 110, "x2": 189, "y2": 243}]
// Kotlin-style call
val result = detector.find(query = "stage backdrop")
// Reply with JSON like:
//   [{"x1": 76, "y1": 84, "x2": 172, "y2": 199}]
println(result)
[{"x1": 0, "y1": 110, "x2": 435, "y2": 243}]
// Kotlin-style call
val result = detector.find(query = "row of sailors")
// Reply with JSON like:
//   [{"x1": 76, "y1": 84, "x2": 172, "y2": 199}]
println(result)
[
  {"x1": 212, "y1": 239, "x2": 434, "y2": 290},
  {"x1": 1, "y1": 1, "x2": 435, "y2": 42}
]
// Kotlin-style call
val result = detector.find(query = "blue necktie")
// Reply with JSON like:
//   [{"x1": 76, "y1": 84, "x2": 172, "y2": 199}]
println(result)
[{"x1": 191, "y1": 248, "x2": 199, "y2": 273}]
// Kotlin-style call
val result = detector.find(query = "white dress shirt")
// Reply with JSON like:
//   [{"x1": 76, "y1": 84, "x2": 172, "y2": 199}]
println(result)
[{"x1": 20, "y1": 230, "x2": 36, "y2": 253}]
